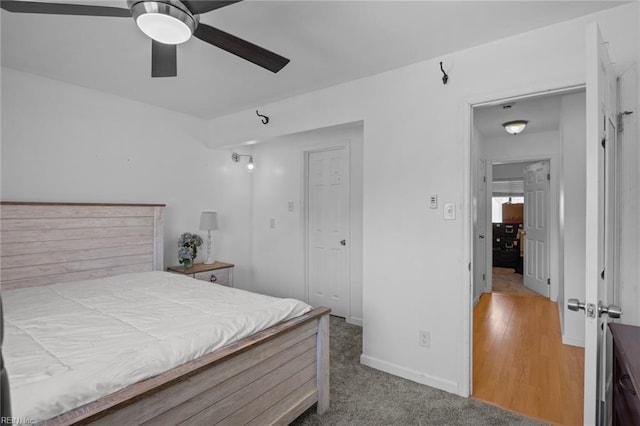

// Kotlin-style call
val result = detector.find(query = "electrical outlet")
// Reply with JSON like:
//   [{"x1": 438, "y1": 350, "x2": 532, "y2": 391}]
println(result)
[
  {"x1": 287, "y1": 201, "x2": 294, "y2": 212},
  {"x1": 419, "y1": 330, "x2": 430, "y2": 348},
  {"x1": 270, "y1": 218, "x2": 276, "y2": 229}
]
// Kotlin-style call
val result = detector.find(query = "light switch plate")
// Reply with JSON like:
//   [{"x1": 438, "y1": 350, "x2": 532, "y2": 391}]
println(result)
[
  {"x1": 429, "y1": 194, "x2": 438, "y2": 209},
  {"x1": 444, "y1": 203, "x2": 456, "y2": 220}
]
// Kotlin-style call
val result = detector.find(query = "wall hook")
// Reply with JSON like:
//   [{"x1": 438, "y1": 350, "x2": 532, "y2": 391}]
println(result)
[
  {"x1": 617, "y1": 110, "x2": 633, "y2": 133},
  {"x1": 256, "y1": 110, "x2": 269, "y2": 125},
  {"x1": 440, "y1": 62, "x2": 449, "y2": 85}
]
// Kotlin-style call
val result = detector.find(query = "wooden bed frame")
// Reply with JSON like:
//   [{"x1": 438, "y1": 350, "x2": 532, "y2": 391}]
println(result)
[{"x1": 0, "y1": 202, "x2": 330, "y2": 425}]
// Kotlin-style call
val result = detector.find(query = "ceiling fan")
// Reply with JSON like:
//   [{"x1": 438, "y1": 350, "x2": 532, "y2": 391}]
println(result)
[{"x1": 0, "y1": 0, "x2": 290, "y2": 77}]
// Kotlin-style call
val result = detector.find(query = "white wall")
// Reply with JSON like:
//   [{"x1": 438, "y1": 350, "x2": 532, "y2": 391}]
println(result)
[
  {"x1": 0, "y1": 68, "x2": 253, "y2": 285},
  {"x1": 560, "y1": 92, "x2": 587, "y2": 346},
  {"x1": 245, "y1": 123, "x2": 364, "y2": 325},
  {"x1": 492, "y1": 162, "x2": 529, "y2": 181},
  {"x1": 206, "y1": 4, "x2": 638, "y2": 395}
]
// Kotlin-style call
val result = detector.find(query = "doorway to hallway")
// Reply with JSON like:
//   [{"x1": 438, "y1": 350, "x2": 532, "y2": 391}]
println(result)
[{"x1": 470, "y1": 87, "x2": 587, "y2": 421}]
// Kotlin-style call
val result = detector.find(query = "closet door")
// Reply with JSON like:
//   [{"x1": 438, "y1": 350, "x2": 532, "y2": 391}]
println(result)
[{"x1": 307, "y1": 147, "x2": 350, "y2": 318}]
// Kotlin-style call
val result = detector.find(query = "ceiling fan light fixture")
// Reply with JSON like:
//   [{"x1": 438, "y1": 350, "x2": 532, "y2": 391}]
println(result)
[
  {"x1": 502, "y1": 120, "x2": 529, "y2": 135},
  {"x1": 129, "y1": 1, "x2": 197, "y2": 45}
]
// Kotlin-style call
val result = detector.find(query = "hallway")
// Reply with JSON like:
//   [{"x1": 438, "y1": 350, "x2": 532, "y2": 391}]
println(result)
[{"x1": 472, "y1": 292, "x2": 584, "y2": 425}]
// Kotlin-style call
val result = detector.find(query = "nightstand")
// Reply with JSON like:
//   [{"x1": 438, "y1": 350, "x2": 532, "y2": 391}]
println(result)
[{"x1": 167, "y1": 261, "x2": 235, "y2": 287}]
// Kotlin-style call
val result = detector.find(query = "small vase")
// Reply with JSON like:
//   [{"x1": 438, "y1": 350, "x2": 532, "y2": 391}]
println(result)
[{"x1": 182, "y1": 258, "x2": 193, "y2": 269}]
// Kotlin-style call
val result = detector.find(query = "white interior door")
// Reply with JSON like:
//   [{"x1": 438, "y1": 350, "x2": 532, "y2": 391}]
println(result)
[
  {"x1": 307, "y1": 147, "x2": 350, "y2": 318},
  {"x1": 601, "y1": 111, "x2": 619, "y2": 426},
  {"x1": 473, "y1": 160, "x2": 488, "y2": 302},
  {"x1": 577, "y1": 23, "x2": 620, "y2": 426},
  {"x1": 616, "y1": 65, "x2": 638, "y2": 325},
  {"x1": 523, "y1": 161, "x2": 550, "y2": 297}
]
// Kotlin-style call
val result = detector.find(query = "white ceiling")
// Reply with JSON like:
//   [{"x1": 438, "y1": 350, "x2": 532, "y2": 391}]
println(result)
[
  {"x1": 474, "y1": 94, "x2": 562, "y2": 139},
  {"x1": 473, "y1": 86, "x2": 586, "y2": 138},
  {"x1": 1, "y1": 1, "x2": 625, "y2": 119}
]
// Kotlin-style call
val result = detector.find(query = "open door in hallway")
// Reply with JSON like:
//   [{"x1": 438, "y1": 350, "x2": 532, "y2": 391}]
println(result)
[{"x1": 523, "y1": 161, "x2": 550, "y2": 297}]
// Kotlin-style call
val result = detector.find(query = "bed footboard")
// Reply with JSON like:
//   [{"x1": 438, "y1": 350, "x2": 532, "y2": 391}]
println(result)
[{"x1": 42, "y1": 307, "x2": 331, "y2": 426}]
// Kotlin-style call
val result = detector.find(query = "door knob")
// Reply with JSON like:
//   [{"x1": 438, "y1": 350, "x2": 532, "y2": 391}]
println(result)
[
  {"x1": 569, "y1": 299, "x2": 621, "y2": 319},
  {"x1": 568, "y1": 298, "x2": 585, "y2": 312},
  {"x1": 568, "y1": 298, "x2": 596, "y2": 318},
  {"x1": 598, "y1": 302, "x2": 622, "y2": 319},
  {"x1": 340, "y1": 240, "x2": 346, "y2": 246}
]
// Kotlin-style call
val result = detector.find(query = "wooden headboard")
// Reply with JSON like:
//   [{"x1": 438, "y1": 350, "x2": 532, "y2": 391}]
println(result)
[{"x1": 0, "y1": 202, "x2": 165, "y2": 290}]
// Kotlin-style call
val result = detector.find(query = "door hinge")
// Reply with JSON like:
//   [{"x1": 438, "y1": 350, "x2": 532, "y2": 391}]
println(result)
[
  {"x1": 601, "y1": 269, "x2": 605, "y2": 280},
  {"x1": 617, "y1": 111, "x2": 633, "y2": 133},
  {"x1": 483, "y1": 176, "x2": 486, "y2": 183},
  {"x1": 547, "y1": 278, "x2": 550, "y2": 285},
  {"x1": 482, "y1": 273, "x2": 486, "y2": 281},
  {"x1": 547, "y1": 173, "x2": 550, "y2": 181},
  {"x1": 468, "y1": 262, "x2": 471, "y2": 271},
  {"x1": 601, "y1": 137, "x2": 606, "y2": 148}
]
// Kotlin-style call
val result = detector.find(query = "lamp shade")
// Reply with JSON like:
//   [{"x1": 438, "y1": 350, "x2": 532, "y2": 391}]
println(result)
[
  {"x1": 502, "y1": 120, "x2": 528, "y2": 135},
  {"x1": 130, "y1": 1, "x2": 196, "y2": 45},
  {"x1": 199, "y1": 212, "x2": 218, "y2": 231}
]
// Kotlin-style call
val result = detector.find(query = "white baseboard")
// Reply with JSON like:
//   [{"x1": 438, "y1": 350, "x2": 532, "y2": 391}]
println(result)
[
  {"x1": 348, "y1": 316, "x2": 363, "y2": 326},
  {"x1": 360, "y1": 354, "x2": 458, "y2": 394},
  {"x1": 562, "y1": 335, "x2": 585, "y2": 348}
]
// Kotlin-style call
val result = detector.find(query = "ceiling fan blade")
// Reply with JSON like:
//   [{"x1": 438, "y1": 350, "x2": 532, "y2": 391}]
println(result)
[
  {"x1": 0, "y1": 1, "x2": 131, "y2": 17},
  {"x1": 181, "y1": 1, "x2": 241, "y2": 15},
  {"x1": 194, "y1": 24, "x2": 289, "y2": 73},
  {"x1": 152, "y1": 41, "x2": 177, "y2": 78}
]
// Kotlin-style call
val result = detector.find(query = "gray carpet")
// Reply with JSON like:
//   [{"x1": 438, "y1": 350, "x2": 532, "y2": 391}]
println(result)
[{"x1": 292, "y1": 316, "x2": 546, "y2": 426}]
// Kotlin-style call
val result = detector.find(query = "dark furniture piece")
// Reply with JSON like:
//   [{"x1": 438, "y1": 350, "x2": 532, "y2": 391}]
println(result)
[
  {"x1": 609, "y1": 323, "x2": 640, "y2": 425},
  {"x1": 492, "y1": 223, "x2": 523, "y2": 269}
]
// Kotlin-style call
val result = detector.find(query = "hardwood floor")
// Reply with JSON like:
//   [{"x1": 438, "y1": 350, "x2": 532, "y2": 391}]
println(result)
[
  {"x1": 472, "y1": 292, "x2": 584, "y2": 425},
  {"x1": 492, "y1": 267, "x2": 542, "y2": 297}
]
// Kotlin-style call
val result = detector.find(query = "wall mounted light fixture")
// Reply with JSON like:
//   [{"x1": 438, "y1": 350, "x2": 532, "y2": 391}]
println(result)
[
  {"x1": 231, "y1": 152, "x2": 254, "y2": 171},
  {"x1": 502, "y1": 120, "x2": 528, "y2": 135}
]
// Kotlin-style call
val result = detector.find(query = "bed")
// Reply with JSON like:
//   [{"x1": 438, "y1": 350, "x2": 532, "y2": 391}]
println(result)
[{"x1": 0, "y1": 202, "x2": 330, "y2": 425}]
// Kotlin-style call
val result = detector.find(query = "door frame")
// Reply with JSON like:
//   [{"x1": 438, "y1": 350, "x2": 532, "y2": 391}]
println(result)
[
  {"x1": 472, "y1": 159, "x2": 488, "y2": 304},
  {"x1": 303, "y1": 142, "x2": 352, "y2": 319},
  {"x1": 484, "y1": 158, "x2": 552, "y2": 297},
  {"x1": 461, "y1": 83, "x2": 585, "y2": 397}
]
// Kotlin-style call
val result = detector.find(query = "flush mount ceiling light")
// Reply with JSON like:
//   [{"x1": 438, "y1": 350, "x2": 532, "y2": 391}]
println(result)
[
  {"x1": 502, "y1": 120, "x2": 529, "y2": 135},
  {"x1": 128, "y1": 0, "x2": 197, "y2": 45}
]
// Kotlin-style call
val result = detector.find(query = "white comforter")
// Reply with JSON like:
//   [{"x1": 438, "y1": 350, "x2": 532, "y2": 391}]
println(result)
[{"x1": 3, "y1": 271, "x2": 311, "y2": 423}]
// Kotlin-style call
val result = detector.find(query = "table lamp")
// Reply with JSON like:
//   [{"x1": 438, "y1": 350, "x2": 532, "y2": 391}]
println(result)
[{"x1": 199, "y1": 211, "x2": 218, "y2": 264}]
